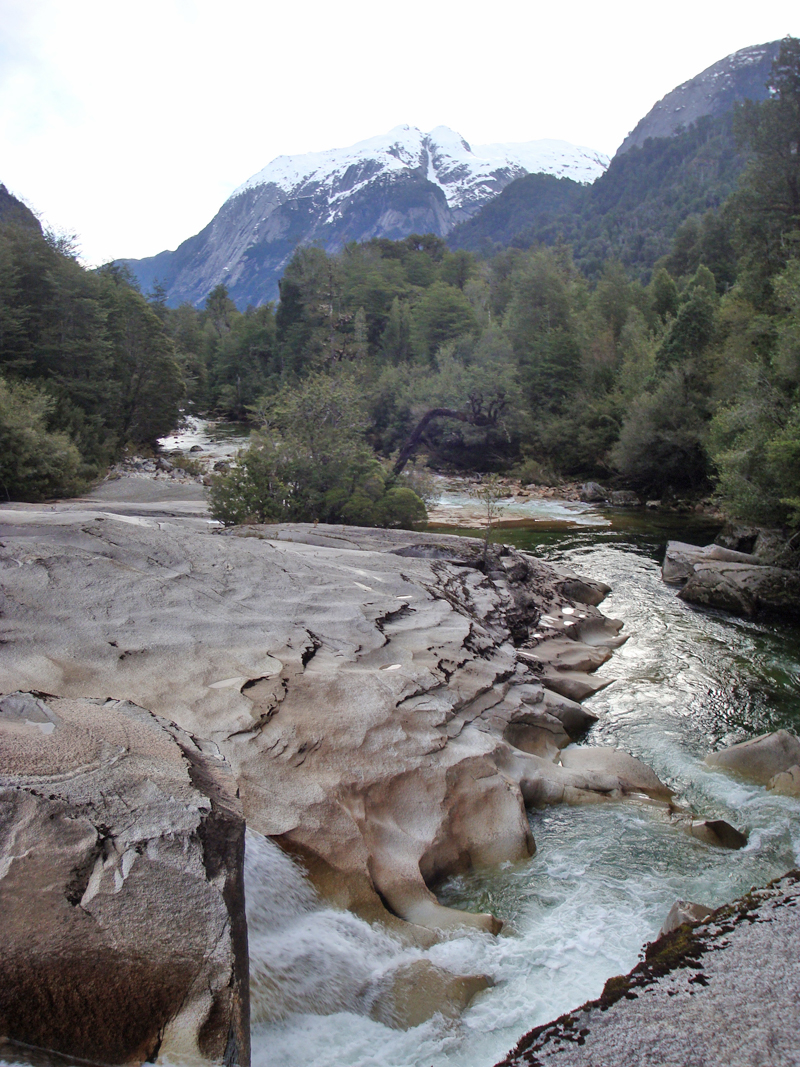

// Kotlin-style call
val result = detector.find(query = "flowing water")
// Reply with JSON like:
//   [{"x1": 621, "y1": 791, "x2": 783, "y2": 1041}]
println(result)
[{"x1": 247, "y1": 508, "x2": 800, "y2": 1067}]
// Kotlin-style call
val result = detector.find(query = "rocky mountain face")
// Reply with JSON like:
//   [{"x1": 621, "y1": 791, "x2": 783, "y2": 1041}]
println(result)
[
  {"x1": 450, "y1": 40, "x2": 783, "y2": 278},
  {"x1": 120, "y1": 126, "x2": 608, "y2": 308},
  {"x1": 616, "y1": 41, "x2": 780, "y2": 155},
  {"x1": 0, "y1": 184, "x2": 42, "y2": 233}
]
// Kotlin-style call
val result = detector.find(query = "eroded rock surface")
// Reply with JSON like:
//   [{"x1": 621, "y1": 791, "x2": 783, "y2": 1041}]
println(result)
[
  {"x1": 0, "y1": 516, "x2": 652, "y2": 938},
  {"x1": 0, "y1": 692, "x2": 248, "y2": 1066}
]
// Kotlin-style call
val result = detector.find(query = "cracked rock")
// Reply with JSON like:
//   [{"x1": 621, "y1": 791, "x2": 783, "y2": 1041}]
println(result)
[{"x1": 0, "y1": 693, "x2": 249, "y2": 1067}]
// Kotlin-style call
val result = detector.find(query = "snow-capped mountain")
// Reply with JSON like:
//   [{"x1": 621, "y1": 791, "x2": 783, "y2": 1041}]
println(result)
[
  {"x1": 234, "y1": 125, "x2": 607, "y2": 218},
  {"x1": 122, "y1": 126, "x2": 608, "y2": 308}
]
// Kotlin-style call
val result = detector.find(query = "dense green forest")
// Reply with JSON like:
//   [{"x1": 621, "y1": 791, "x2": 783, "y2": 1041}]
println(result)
[
  {"x1": 0, "y1": 191, "x2": 184, "y2": 499},
  {"x1": 1, "y1": 37, "x2": 798, "y2": 533}
]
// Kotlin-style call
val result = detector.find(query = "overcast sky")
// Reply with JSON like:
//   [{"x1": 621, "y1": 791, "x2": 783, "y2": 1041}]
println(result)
[{"x1": 1, "y1": 0, "x2": 797, "y2": 266}]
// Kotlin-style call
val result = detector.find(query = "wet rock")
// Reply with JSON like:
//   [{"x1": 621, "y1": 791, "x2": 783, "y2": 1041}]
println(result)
[
  {"x1": 370, "y1": 961, "x2": 491, "y2": 1029},
  {"x1": 706, "y1": 730, "x2": 800, "y2": 783},
  {"x1": 663, "y1": 540, "x2": 800, "y2": 617},
  {"x1": 768, "y1": 764, "x2": 800, "y2": 797},
  {"x1": 559, "y1": 746, "x2": 675, "y2": 801},
  {"x1": 0, "y1": 692, "x2": 249, "y2": 1067},
  {"x1": 682, "y1": 818, "x2": 748, "y2": 849},
  {"x1": 609, "y1": 490, "x2": 640, "y2": 507},
  {"x1": 579, "y1": 482, "x2": 608, "y2": 503},
  {"x1": 659, "y1": 900, "x2": 713, "y2": 937},
  {"x1": 189, "y1": 444, "x2": 203, "y2": 452}
]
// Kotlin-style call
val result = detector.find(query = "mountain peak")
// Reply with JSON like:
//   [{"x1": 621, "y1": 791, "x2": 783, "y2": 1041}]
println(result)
[
  {"x1": 121, "y1": 126, "x2": 608, "y2": 308},
  {"x1": 616, "y1": 40, "x2": 781, "y2": 156}
]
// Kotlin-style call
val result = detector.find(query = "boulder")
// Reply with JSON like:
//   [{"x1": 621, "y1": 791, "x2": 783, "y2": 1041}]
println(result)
[
  {"x1": 768, "y1": 764, "x2": 800, "y2": 797},
  {"x1": 496, "y1": 870, "x2": 800, "y2": 1067},
  {"x1": 609, "y1": 490, "x2": 641, "y2": 507},
  {"x1": 706, "y1": 730, "x2": 800, "y2": 784},
  {"x1": 558, "y1": 746, "x2": 675, "y2": 801},
  {"x1": 662, "y1": 540, "x2": 761, "y2": 584},
  {"x1": 578, "y1": 482, "x2": 608, "y2": 503},
  {"x1": 369, "y1": 961, "x2": 491, "y2": 1029},
  {"x1": 659, "y1": 900, "x2": 713, "y2": 937},
  {"x1": 715, "y1": 522, "x2": 760, "y2": 553},
  {"x1": 679, "y1": 567, "x2": 756, "y2": 616},
  {"x1": 0, "y1": 692, "x2": 249, "y2": 1067},
  {"x1": 682, "y1": 818, "x2": 748, "y2": 849},
  {"x1": 663, "y1": 540, "x2": 800, "y2": 616}
]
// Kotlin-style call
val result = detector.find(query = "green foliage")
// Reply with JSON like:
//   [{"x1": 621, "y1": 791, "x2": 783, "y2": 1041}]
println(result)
[
  {"x1": 0, "y1": 213, "x2": 185, "y2": 498},
  {"x1": 209, "y1": 372, "x2": 426, "y2": 527},
  {"x1": 611, "y1": 366, "x2": 711, "y2": 496},
  {"x1": 411, "y1": 281, "x2": 477, "y2": 360},
  {"x1": 0, "y1": 375, "x2": 83, "y2": 500}
]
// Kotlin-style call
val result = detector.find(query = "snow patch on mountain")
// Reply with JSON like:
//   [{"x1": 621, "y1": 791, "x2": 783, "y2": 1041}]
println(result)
[{"x1": 231, "y1": 125, "x2": 609, "y2": 212}]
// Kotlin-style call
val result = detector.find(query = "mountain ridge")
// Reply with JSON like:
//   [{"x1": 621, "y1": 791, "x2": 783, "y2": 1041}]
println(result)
[
  {"x1": 119, "y1": 126, "x2": 608, "y2": 308},
  {"x1": 616, "y1": 40, "x2": 779, "y2": 155}
]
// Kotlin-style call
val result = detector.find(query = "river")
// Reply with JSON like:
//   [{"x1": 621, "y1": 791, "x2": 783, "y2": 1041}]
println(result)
[{"x1": 247, "y1": 505, "x2": 800, "y2": 1067}]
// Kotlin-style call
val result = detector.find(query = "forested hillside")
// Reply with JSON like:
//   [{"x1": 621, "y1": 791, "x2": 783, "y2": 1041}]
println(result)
[
  {"x1": 2, "y1": 38, "x2": 798, "y2": 537},
  {"x1": 449, "y1": 111, "x2": 749, "y2": 282},
  {"x1": 0, "y1": 190, "x2": 184, "y2": 499}
]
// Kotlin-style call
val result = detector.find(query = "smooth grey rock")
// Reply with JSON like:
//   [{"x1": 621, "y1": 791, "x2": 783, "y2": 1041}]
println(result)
[
  {"x1": 662, "y1": 541, "x2": 761, "y2": 584},
  {"x1": 768, "y1": 764, "x2": 800, "y2": 797},
  {"x1": 0, "y1": 693, "x2": 249, "y2": 1067},
  {"x1": 559, "y1": 747, "x2": 675, "y2": 801},
  {"x1": 0, "y1": 517, "x2": 649, "y2": 939},
  {"x1": 706, "y1": 730, "x2": 800, "y2": 784}
]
